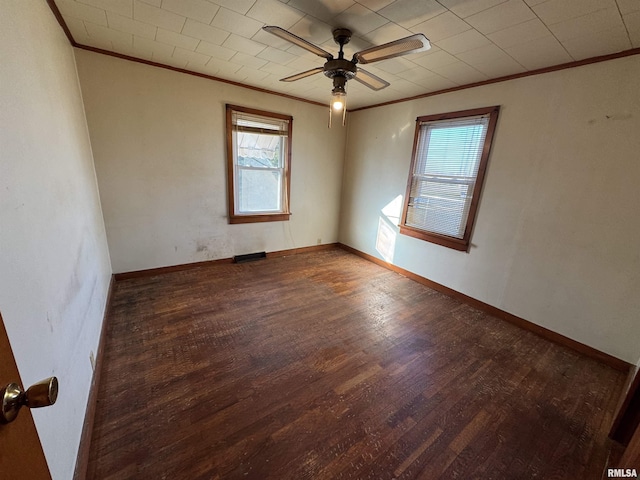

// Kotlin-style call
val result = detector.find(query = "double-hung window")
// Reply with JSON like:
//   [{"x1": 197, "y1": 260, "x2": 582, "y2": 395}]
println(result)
[
  {"x1": 400, "y1": 106, "x2": 500, "y2": 251},
  {"x1": 226, "y1": 104, "x2": 292, "y2": 224}
]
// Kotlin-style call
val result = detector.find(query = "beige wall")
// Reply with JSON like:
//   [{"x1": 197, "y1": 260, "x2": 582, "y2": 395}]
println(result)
[
  {"x1": 0, "y1": 2, "x2": 112, "y2": 479},
  {"x1": 340, "y1": 55, "x2": 640, "y2": 364},
  {"x1": 75, "y1": 50, "x2": 347, "y2": 273}
]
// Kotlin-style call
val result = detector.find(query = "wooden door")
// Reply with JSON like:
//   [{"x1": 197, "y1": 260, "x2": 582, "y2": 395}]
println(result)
[{"x1": 0, "y1": 312, "x2": 51, "y2": 479}]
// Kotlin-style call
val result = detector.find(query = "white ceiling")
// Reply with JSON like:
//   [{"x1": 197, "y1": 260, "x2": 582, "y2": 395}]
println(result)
[{"x1": 53, "y1": 0, "x2": 640, "y2": 109}]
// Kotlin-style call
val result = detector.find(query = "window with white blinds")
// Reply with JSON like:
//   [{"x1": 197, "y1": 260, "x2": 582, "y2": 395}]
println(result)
[
  {"x1": 226, "y1": 105, "x2": 292, "y2": 224},
  {"x1": 400, "y1": 106, "x2": 500, "y2": 251}
]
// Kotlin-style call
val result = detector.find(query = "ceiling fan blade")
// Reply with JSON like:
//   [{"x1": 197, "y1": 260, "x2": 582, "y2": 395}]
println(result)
[
  {"x1": 354, "y1": 34, "x2": 430, "y2": 64},
  {"x1": 263, "y1": 26, "x2": 333, "y2": 60},
  {"x1": 354, "y1": 68, "x2": 390, "y2": 91},
  {"x1": 280, "y1": 67, "x2": 324, "y2": 82}
]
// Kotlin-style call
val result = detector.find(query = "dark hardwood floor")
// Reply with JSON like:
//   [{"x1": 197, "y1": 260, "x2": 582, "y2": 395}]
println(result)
[{"x1": 87, "y1": 248, "x2": 625, "y2": 479}]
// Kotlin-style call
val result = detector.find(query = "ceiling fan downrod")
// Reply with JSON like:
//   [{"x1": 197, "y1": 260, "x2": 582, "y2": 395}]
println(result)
[{"x1": 323, "y1": 28, "x2": 357, "y2": 84}]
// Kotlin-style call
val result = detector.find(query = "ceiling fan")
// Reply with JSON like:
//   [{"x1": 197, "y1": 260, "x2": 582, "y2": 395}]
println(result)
[{"x1": 262, "y1": 25, "x2": 431, "y2": 121}]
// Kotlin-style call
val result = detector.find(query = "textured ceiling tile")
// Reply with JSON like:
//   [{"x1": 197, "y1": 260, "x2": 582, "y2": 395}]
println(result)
[
  {"x1": 402, "y1": 66, "x2": 439, "y2": 84},
  {"x1": 107, "y1": 12, "x2": 157, "y2": 39},
  {"x1": 378, "y1": 0, "x2": 446, "y2": 29},
  {"x1": 289, "y1": 16, "x2": 335, "y2": 45},
  {"x1": 156, "y1": 28, "x2": 200, "y2": 50},
  {"x1": 547, "y1": 7, "x2": 625, "y2": 42},
  {"x1": 532, "y1": 0, "x2": 617, "y2": 25},
  {"x1": 173, "y1": 47, "x2": 212, "y2": 65},
  {"x1": 469, "y1": 56, "x2": 526, "y2": 77},
  {"x1": 233, "y1": 65, "x2": 272, "y2": 82},
  {"x1": 456, "y1": 43, "x2": 510, "y2": 63},
  {"x1": 435, "y1": 28, "x2": 492, "y2": 54},
  {"x1": 78, "y1": 0, "x2": 133, "y2": 17},
  {"x1": 134, "y1": 35, "x2": 175, "y2": 57},
  {"x1": 388, "y1": 78, "x2": 429, "y2": 95},
  {"x1": 287, "y1": 55, "x2": 324, "y2": 72},
  {"x1": 456, "y1": 44, "x2": 526, "y2": 75},
  {"x1": 64, "y1": 17, "x2": 90, "y2": 43},
  {"x1": 617, "y1": 0, "x2": 640, "y2": 15},
  {"x1": 333, "y1": 3, "x2": 389, "y2": 35},
  {"x1": 161, "y1": 0, "x2": 219, "y2": 24},
  {"x1": 409, "y1": 73, "x2": 457, "y2": 91},
  {"x1": 195, "y1": 41, "x2": 236, "y2": 60},
  {"x1": 257, "y1": 46, "x2": 300, "y2": 64},
  {"x1": 51, "y1": 0, "x2": 640, "y2": 109},
  {"x1": 207, "y1": 58, "x2": 244, "y2": 75},
  {"x1": 183, "y1": 19, "x2": 230, "y2": 45},
  {"x1": 625, "y1": 11, "x2": 640, "y2": 47},
  {"x1": 229, "y1": 52, "x2": 270, "y2": 69},
  {"x1": 159, "y1": 54, "x2": 188, "y2": 69},
  {"x1": 209, "y1": 0, "x2": 258, "y2": 15},
  {"x1": 436, "y1": 0, "x2": 509, "y2": 19},
  {"x1": 487, "y1": 18, "x2": 551, "y2": 49},
  {"x1": 56, "y1": 0, "x2": 108, "y2": 25},
  {"x1": 222, "y1": 34, "x2": 267, "y2": 56},
  {"x1": 560, "y1": 25, "x2": 632, "y2": 59},
  {"x1": 361, "y1": 22, "x2": 414, "y2": 45},
  {"x1": 85, "y1": 21, "x2": 133, "y2": 45},
  {"x1": 373, "y1": 57, "x2": 416, "y2": 74},
  {"x1": 246, "y1": 0, "x2": 306, "y2": 28},
  {"x1": 211, "y1": 8, "x2": 264, "y2": 38},
  {"x1": 286, "y1": 0, "x2": 356, "y2": 22},
  {"x1": 465, "y1": 0, "x2": 536, "y2": 35},
  {"x1": 354, "y1": 0, "x2": 395, "y2": 12},
  {"x1": 259, "y1": 61, "x2": 298, "y2": 77},
  {"x1": 133, "y1": 0, "x2": 185, "y2": 32},
  {"x1": 429, "y1": 60, "x2": 487, "y2": 83},
  {"x1": 412, "y1": 49, "x2": 459, "y2": 68},
  {"x1": 410, "y1": 11, "x2": 472, "y2": 42},
  {"x1": 503, "y1": 34, "x2": 572, "y2": 69}
]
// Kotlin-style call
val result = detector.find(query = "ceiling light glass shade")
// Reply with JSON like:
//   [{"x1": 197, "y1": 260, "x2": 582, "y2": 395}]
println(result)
[{"x1": 332, "y1": 92, "x2": 345, "y2": 111}]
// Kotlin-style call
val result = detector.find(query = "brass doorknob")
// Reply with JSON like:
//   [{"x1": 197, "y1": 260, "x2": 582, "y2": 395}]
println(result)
[{"x1": 1, "y1": 377, "x2": 58, "y2": 424}]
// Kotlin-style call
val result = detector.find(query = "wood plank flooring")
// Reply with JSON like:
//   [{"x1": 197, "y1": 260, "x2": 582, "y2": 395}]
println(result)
[{"x1": 87, "y1": 248, "x2": 626, "y2": 479}]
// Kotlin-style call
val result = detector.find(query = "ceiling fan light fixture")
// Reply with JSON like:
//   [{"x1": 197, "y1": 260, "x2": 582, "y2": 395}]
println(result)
[
  {"x1": 262, "y1": 25, "x2": 430, "y2": 123},
  {"x1": 329, "y1": 78, "x2": 347, "y2": 127},
  {"x1": 332, "y1": 91, "x2": 345, "y2": 111}
]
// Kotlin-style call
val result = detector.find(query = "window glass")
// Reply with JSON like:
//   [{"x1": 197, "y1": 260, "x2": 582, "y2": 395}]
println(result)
[
  {"x1": 400, "y1": 106, "x2": 500, "y2": 251},
  {"x1": 226, "y1": 105, "x2": 292, "y2": 224}
]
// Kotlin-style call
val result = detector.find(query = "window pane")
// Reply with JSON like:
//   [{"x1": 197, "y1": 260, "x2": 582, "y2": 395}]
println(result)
[
  {"x1": 226, "y1": 104, "x2": 292, "y2": 223},
  {"x1": 237, "y1": 168, "x2": 282, "y2": 213},
  {"x1": 407, "y1": 178, "x2": 473, "y2": 238},
  {"x1": 409, "y1": 116, "x2": 489, "y2": 238},
  {"x1": 237, "y1": 132, "x2": 284, "y2": 168},
  {"x1": 416, "y1": 121, "x2": 486, "y2": 178}
]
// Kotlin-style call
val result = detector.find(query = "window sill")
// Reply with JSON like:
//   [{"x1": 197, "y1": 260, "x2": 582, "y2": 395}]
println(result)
[
  {"x1": 399, "y1": 225, "x2": 469, "y2": 252},
  {"x1": 229, "y1": 213, "x2": 291, "y2": 224}
]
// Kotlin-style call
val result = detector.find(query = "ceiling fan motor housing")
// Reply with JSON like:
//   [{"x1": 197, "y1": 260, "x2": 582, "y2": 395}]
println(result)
[
  {"x1": 324, "y1": 27, "x2": 356, "y2": 86},
  {"x1": 323, "y1": 59, "x2": 357, "y2": 80}
]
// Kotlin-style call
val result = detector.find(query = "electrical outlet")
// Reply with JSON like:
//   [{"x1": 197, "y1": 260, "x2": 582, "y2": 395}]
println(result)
[{"x1": 317, "y1": 238, "x2": 322, "y2": 245}]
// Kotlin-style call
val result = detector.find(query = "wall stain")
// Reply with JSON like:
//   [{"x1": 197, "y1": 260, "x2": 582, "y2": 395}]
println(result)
[{"x1": 588, "y1": 113, "x2": 633, "y2": 125}]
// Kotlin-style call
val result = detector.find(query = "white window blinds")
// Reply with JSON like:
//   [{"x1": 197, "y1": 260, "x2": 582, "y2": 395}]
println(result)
[{"x1": 406, "y1": 114, "x2": 490, "y2": 239}]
